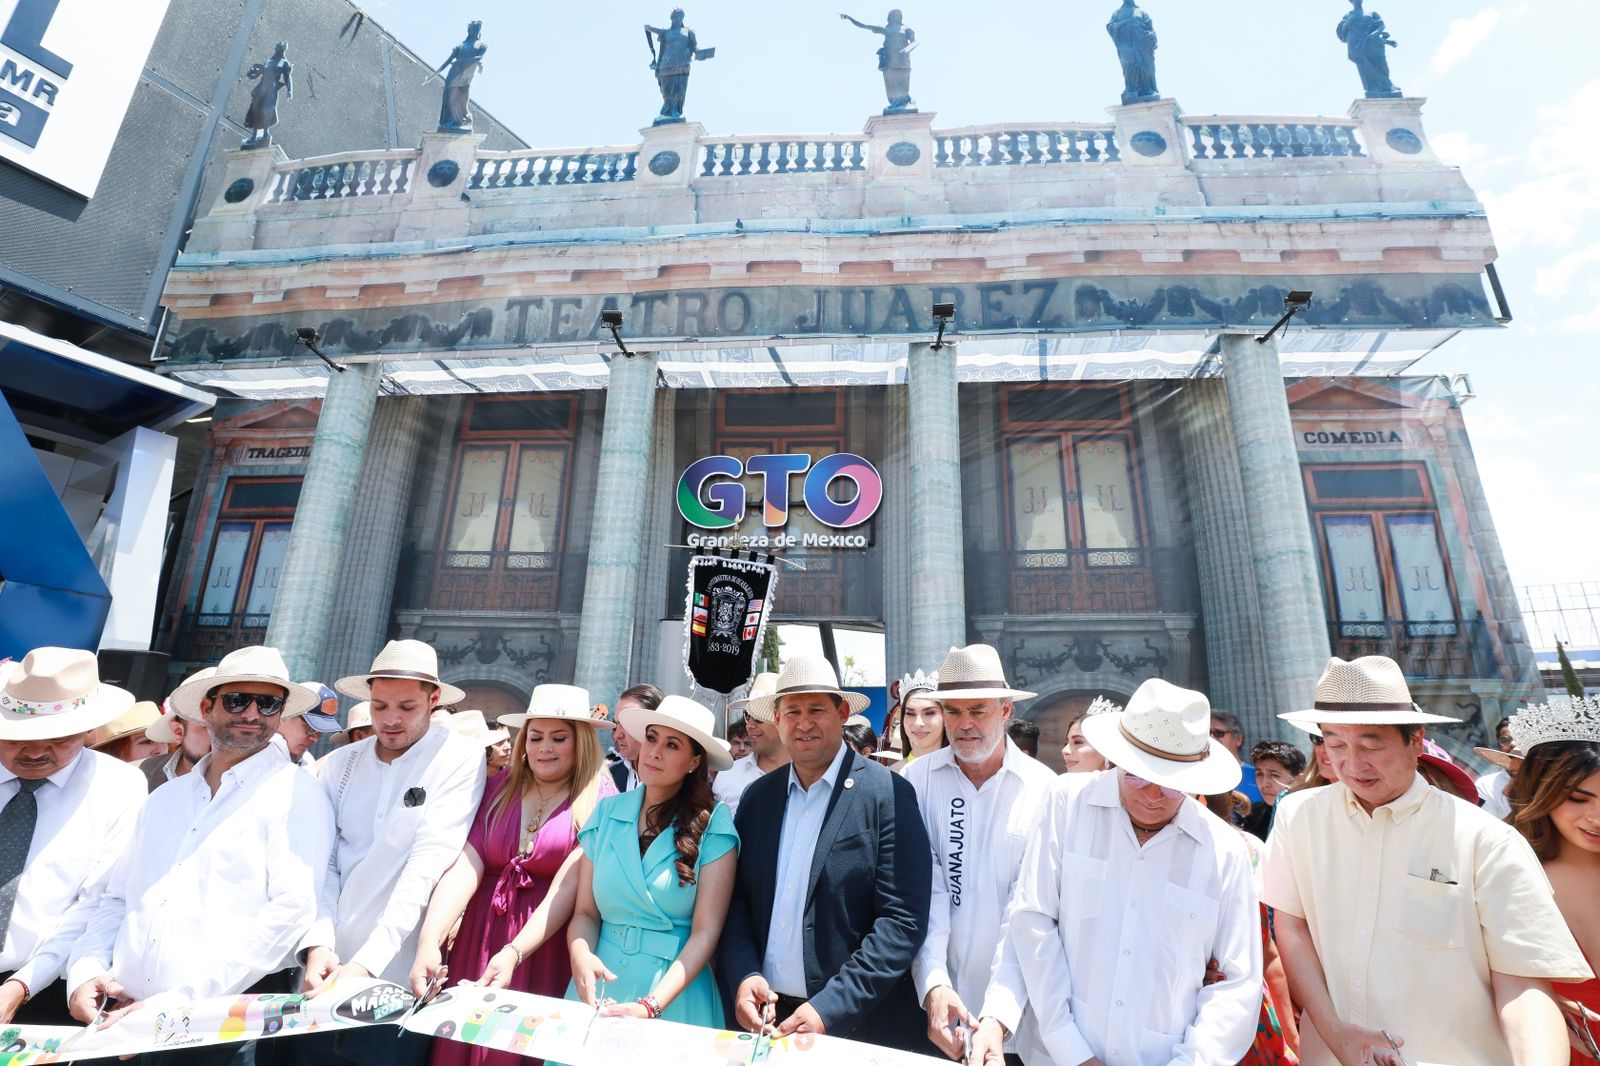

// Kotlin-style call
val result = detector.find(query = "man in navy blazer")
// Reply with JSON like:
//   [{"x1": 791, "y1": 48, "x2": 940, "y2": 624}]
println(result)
[{"x1": 718, "y1": 656, "x2": 932, "y2": 1052}]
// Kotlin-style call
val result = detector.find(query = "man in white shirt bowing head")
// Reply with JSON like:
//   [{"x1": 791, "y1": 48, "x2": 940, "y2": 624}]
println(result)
[
  {"x1": 900, "y1": 644, "x2": 1056, "y2": 1061},
  {"x1": 68, "y1": 645, "x2": 334, "y2": 1066},
  {"x1": 0, "y1": 649, "x2": 148, "y2": 1026},
  {"x1": 287, "y1": 639, "x2": 486, "y2": 1066},
  {"x1": 990, "y1": 678, "x2": 1261, "y2": 1066}
]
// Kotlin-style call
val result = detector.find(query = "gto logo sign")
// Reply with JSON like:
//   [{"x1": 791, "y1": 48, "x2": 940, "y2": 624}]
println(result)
[{"x1": 676, "y1": 453, "x2": 882, "y2": 545}]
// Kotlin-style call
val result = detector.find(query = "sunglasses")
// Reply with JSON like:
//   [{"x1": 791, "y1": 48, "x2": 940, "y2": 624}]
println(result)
[
  {"x1": 1123, "y1": 772, "x2": 1183, "y2": 798},
  {"x1": 1309, "y1": 735, "x2": 1324, "y2": 746},
  {"x1": 214, "y1": 691, "x2": 287, "y2": 716}
]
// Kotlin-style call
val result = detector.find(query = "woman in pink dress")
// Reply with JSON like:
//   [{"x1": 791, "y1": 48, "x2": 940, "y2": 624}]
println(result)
[{"x1": 413, "y1": 684, "x2": 616, "y2": 1066}]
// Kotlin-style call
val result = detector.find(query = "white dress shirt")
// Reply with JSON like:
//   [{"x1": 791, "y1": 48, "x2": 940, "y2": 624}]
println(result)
[
  {"x1": 0, "y1": 750, "x2": 146, "y2": 991},
  {"x1": 763, "y1": 741, "x2": 850, "y2": 998},
  {"x1": 67, "y1": 744, "x2": 335, "y2": 1000},
  {"x1": 302, "y1": 723, "x2": 486, "y2": 983},
  {"x1": 999, "y1": 770, "x2": 1262, "y2": 1066},
  {"x1": 903, "y1": 739, "x2": 1056, "y2": 1041},
  {"x1": 711, "y1": 754, "x2": 766, "y2": 816},
  {"x1": 1474, "y1": 769, "x2": 1511, "y2": 818}
]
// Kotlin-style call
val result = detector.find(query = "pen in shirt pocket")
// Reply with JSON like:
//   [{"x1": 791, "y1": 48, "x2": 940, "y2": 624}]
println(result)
[{"x1": 1426, "y1": 867, "x2": 1458, "y2": 885}]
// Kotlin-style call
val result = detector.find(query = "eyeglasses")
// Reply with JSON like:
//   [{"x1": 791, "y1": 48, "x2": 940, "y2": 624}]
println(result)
[
  {"x1": 1123, "y1": 772, "x2": 1183, "y2": 798},
  {"x1": 1209, "y1": 728, "x2": 1234, "y2": 740},
  {"x1": 1309, "y1": 735, "x2": 1324, "y2": 746},
  {"x1": 215, "y1": 691, "x2": 287, "y2": 716}
]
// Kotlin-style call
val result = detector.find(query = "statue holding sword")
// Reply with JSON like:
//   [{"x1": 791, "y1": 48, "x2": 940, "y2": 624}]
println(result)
[{"x1": 644, "y1": 9, "x2": 714, "y2": 126}]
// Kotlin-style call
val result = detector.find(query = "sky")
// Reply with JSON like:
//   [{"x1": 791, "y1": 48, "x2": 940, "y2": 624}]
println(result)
[{"x1": 358, "y1": 0, "x2": 1597, "y2": 622}]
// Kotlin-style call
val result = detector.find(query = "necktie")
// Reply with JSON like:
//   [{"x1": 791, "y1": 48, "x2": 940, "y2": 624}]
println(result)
[{"x1": 0, "y1": 778, "x2": 46, "y2": 948}]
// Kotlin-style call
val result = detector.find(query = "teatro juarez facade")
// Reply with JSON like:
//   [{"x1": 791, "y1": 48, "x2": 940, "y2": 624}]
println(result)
[{"x1": 153, "y1": 74, "x2": 1537, "y2": 767}]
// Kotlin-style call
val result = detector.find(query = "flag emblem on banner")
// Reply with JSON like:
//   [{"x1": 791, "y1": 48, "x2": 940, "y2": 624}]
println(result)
[{"x1": 691, "y1": 593, "x2": 709, "y2": 636}]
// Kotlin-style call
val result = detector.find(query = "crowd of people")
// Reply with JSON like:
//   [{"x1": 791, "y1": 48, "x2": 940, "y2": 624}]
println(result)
[{"x1": 1, "y1": 635, "x2": 1598, "y2": 1066}]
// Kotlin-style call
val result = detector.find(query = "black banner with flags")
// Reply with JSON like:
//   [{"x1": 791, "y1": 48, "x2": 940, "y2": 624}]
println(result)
[{"x1": 683, "y1": 551, "x2": 777, "y2": 693}]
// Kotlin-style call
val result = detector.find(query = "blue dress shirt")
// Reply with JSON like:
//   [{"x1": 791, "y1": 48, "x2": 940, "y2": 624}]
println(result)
[{"x1": 762, "y1": 741, "x2": 850, "y2": 997}]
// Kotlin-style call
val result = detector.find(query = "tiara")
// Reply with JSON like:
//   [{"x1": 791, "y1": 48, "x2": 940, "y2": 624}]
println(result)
[
  {"x1": 1085, "y1": 695, "x2": 1122, "y2": 716},
  {"x1": 1509, "y1": 696, "x2": 1600, "y2": 755},
  {"x1": 900, "y1": 669, "x2": 938, "y2": 700}
]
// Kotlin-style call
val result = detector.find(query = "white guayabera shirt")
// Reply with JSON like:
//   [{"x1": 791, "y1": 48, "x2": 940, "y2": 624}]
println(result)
[
  {"x1": 902, "y1": 738, "x2": 1056, "y2": 1051},
  {"x1": 996, "y1": 770, "x2": 1262, "y2": 1066}
]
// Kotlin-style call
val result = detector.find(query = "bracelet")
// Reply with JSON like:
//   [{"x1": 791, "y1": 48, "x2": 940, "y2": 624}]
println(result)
[
  {"x1": 3, "y1": 977, "x2": 29, "y2": 1004},
  {"x1": 636, "y1": 994, "x2": 662, "y2": 1019},
  {"x1": 500, "y1": 944, "x2": 524, "y2": 967}
]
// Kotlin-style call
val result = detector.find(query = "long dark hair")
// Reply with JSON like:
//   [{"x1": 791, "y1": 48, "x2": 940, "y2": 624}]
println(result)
[
  {"x1": 1508, "y1": 740, "x2": 1600, "y2": 861},
  {"x1": 641, "y1": 738, "x2": 716, "y2": 886}
]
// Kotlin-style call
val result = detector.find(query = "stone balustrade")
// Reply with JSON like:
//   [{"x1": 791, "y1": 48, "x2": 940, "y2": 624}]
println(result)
[
  {"x1": 699, "y1": 135, "x2": 869, "y2": 176},
  {"x1": 264, "y1": 149, "x2": 421, "y2": 203},
  {"x1": 1185, "y1": 116, "x2": 1365, "y2": 160},
  {"x1": 469, "y1": 146, "x2": 640, "y2": 189},
  {"x1": 933, "y1": 124, "x2": 1121, "y2": 167}
]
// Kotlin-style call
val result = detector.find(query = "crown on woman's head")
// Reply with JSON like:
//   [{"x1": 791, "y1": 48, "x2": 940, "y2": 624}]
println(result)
[
  {"x1": 1509, "y1": 696, "x2": 1600, "y2": 756},
  {"x1": 899, "y1": 669, "x2": 938, "y2": 701},
  {"x1": 1085, "y1": 695, "x2": 1123, "y2": 717}
]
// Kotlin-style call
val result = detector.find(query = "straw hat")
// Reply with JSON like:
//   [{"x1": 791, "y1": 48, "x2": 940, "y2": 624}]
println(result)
[
  {"x1": 1473, "y1": 745, "x2": 1524, "y2": 770},
  {"x1": 499, "y1": 683, "x2": 614, "y2": 732},
  {"x1": 730, "y1": 672, "x2": 779, "y2": 723},
  {"x1": 1279, "y1": 656, "x2": 1460, "y2": 730},
  {"x1": 334, "y1": 639, "x2": 466, "y2": 706},
  {"x1": 333, "y1": 701, "x2": 373, "y2": 744},
  {"x1": 928, "y1": 645, "x2": 1037, "y2": 702},
  {"x1": 89, "y1": 701, "x2": 164, "y2": 750},
  {"x1": 146, "y1": 670, "x2": 210, "y2": 742},
  {"x1": 164, "y1": 667, "x2": 217, "y2": 724},
  {"x1": 448, "y1": 709, "x2": 510, "y2": 748},
  {"x1": 0, "y1": 647, "x2": 135, "y2": 741},
  {"x1": 845, "y1": 714, "x2": 873, "y2": 729},
  {"x1": 167, "y1": 646, "x2": 319, "y2": 720},
  {"x1": 616, "y1": 694, "x2": 734, "y2": 771},
  {"x1": 1081, "y1": 677, "x2": 1241, "y2": 794},
  {"x1": 747, "y1": 656, "x2": 870, "y2": 721}
]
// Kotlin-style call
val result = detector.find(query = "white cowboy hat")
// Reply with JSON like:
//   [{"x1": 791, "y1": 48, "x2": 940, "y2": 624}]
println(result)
[
  {"x1": 845, "y1": 714, "x2": 873, "y2": 729},
  {"x1": 146, "y1": 672, "x2": 208, "y2": 742},
  {"x1": 167, "y1": 646, "x2": 319, "y2": 720},
  {"x1": 616, "y1": 694, "x2": 734, "y2": 771},
  {"x1": 868, "y1": 748, "x2": 904, "y2": 764},
  {"x1": 89, "y1": 701, "x2": 164, "y2": 750},
  {"x1": 333, "y1": 701, "x2": 372, "y2": 744},
  {"x1": 164, "y1": 667, "x2": 216, "y2": 724},
  {"x1": 448, "y1": 708, "x2": 510, "y2": 748},
  {"x1": 928, "y1": 645, "x2": 1037, "y2": 702},
  {"x1": 1278, "y1": 656, "x2": 1460, "y2": 729},
  {"x1": 334, "y1": 639, "x2": 466, "y2": 706},
  {"x1": 499, "y1": 683, "x2": 614, "y2": 732},
  {"x1": 730, "y1": 672, "x2": 780, "y2": 723},
  {"x1": 1081, "y1": 677, "x2": 1242, "y2": 794},
  {"x1": 0, "y1": 648, "x2": 135, "y2": 742},
  {"x1": 747, "y1": 655, "x2": 871, "y2": 721}
]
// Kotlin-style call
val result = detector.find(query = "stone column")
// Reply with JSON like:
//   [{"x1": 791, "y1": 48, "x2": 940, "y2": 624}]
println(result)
[
  {"x1": 1221, "y1": 334, "x2": 1331, "y2": 718},
  {"x1": 1173, "y1": 381, "x2": 1276, "y2": 729},
  {"x1": 266, "y1": 363, "x2": 382, "y2": 681},
  {"x1": 320, "y1": 396, "x2": 428, "y2": 685},
  {"x1": 573, "y1": 352, "x2": 660, "y2": 703},
  {"x1": 906, "y1": 341, "x2": 966, "y2": 669}
]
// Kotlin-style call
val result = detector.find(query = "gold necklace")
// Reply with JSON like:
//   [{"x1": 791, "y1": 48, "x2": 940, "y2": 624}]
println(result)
[{"x1": 522, "y1": 785, "x2": 568, "y2": 847}]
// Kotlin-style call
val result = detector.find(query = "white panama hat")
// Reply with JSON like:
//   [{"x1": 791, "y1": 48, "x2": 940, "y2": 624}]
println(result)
[
  {"x1": 167, "y1": 646, "x2": 318, "y2": 720},
  {"x1": 747, "y1": 656, "x2": 870, "y2": 721},
  {"x1": 333, "y1": 701, "x2": 373, "y2": 745},
  {"x1": 730, "y1": 672, "x2": 780, "y2": 724},
  {"x1": 499, "y1": 683, "x2": 614, "y2": 732},
  {"x1": 616, "y1": 694, "x2": 734, "y2": 772},
  {"x1": 88, "y1": 701, "x2": 164, "y2": 750},
  {"x1": 1081, "y1": 677, "x2": 1242, "y2": 794},
  {"x1": 1278, "y1": 656, "x2": 1460, "y2": 730},
  {"x1": 0, "y1": 648, "x2": 135, "y2": 742},
  {"x1": 928, "y1": 645, "x2": 1037, "y2": 702},
  {"x1": 335, "y1": 639, "x2": 466, "y2": 706},
  {"x1": 448, "y1": 708, "x2": 510, "y2": 748}
]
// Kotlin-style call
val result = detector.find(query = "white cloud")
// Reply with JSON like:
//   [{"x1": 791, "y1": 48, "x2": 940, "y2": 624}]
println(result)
[
  {"x1": 1535, "y1": 246, "x2": 1600, "y2": 298},
  {"x1": 1428, "y1": 131, "x2": 1491, "y2": 168},
  {"x1": 1431, "y1": 8, "x2": 1515, "y2": 76}
]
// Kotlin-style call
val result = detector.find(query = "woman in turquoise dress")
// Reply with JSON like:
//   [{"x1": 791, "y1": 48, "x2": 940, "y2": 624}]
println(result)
[{"x1": 564, "y1": 694, "x2": 738, "y2": 1028}]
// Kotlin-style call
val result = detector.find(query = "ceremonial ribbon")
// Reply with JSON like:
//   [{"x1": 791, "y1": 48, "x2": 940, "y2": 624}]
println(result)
[{"x1": 0, "y1": 979, "x2": 949, "y2": 1066}]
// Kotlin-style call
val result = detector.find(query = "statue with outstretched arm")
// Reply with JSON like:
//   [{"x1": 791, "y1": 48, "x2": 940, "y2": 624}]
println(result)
[
  {"x1": 840, "y1": 10, "x2": 917, "y2": 114},
  {"x1": 645, "y1": 8, "x2": 714, "y2": 125}
]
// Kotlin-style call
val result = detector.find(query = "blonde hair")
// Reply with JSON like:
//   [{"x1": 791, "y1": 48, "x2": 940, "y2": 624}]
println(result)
[{"x1": 488, "y1": 717, "x2": 607, "y2": 831}]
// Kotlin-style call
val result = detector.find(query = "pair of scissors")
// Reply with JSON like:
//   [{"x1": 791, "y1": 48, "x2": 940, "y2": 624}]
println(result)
[
  {"x1": 61, "y1": 994, "x2": 120, "y2": 1050},
  {"x1": 747, "y1": 998, "x2": 775, "y2": 1064},
  {"x1": 1378, "y1": 1029, "x2": 1409, "y2": 1066},
  {"x1": 398, "y1": 970, "x2": 447, "y2": 1032},
  {"x1": 950, "y1": 1017, "x2": 974, "y2": 1065}
]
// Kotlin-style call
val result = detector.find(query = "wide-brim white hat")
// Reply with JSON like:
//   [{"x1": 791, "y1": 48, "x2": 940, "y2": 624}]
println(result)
[
  {"x1": 0, "y1": 648, "x2": 135, "y2": 742},
  {"x1": 168, "y1": 646, "x2": 318, "y2": 720},
  {"x1": 89, "y1": 701, "x2": 164, "y2": 750},
  {"x1": 1081, "y1": 677, "x2": 1242, "y2": 794},
  {"x1": 146, "y1": 707, "x2": 181, "y2": 744},
  {"x1": 448, "y1": 708, "x2": 510, "y2": 748},
  {"x1": 332, "y1": 701, "x2": 372, "y2": 744},
  {"x1": 1278, "y1": 656, "x2": 1460, "y2": 729},
  {"x1": 747, "y1": 655, "x2": 870, "y2": 721},
  {"x1": 499, "y1": 683, "x2": 614, "y2": 732},
  {"x1": 928, "y1": 644, "x2": 1037, "y2": 702},
  {"x1": 617, "y1": 694, "x2": 734, "y2": 771},
  {"x1": 730, "y1": 672, "x2": 780, "y2": 723},
  {"x1": 335, "y1": 639, "x2": 466, "y2": 706}
]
